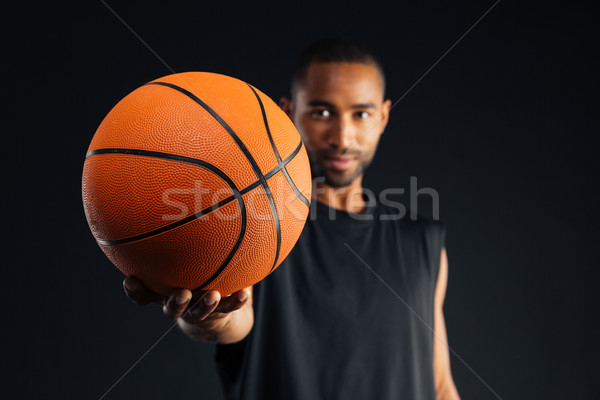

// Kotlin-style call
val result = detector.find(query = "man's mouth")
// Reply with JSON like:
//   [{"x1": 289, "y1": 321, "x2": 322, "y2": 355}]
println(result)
[{"x1": 322, "y1": 156, "x2": 357, "y2": 171}]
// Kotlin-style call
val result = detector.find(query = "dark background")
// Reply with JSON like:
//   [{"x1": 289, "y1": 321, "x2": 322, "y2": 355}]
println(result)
[{"x1": 4, "y1": 0, "x2": 598, "y2": 399}]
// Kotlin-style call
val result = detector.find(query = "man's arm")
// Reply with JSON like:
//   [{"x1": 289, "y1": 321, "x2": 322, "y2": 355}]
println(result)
[
  {"x1": 433, "y1": 248, "x2": 461, "y2": 400},
  {"x1": 123, "y1": 277, "x2": 254, "y2": 344}
]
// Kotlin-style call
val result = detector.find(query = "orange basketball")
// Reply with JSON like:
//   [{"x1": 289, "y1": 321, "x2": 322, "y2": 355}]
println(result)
[{"x1": 82, "y1": 72, "x2": 311, "y2": 296}]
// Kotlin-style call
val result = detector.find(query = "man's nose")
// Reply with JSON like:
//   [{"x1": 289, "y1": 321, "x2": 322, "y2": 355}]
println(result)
[{"x1": 327, "y1": 116, "x2": 357, "y2": 149}]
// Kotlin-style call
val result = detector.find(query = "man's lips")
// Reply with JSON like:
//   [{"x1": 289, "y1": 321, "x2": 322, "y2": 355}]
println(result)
[{"x1": 322, "y1": 156, "x2": 357, "y2": 171}]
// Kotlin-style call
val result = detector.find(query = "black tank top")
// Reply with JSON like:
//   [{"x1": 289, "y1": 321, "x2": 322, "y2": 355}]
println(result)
[{"x1": 215, "y1": 199, "x2": 445, "y2": 400}]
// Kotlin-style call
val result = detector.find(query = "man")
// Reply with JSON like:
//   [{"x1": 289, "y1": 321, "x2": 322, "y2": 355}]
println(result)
[{"x1": 124, "y1": 38, "x2": 460, "y2": 399}]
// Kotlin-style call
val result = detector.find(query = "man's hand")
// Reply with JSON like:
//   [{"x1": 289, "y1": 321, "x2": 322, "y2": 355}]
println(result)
[{"x1": 123, "y1": 276, "x2": 254, "y2": 344}]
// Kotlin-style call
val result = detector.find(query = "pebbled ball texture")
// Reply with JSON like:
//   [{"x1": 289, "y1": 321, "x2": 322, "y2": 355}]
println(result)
[{"x1": 82, "y1": 72, "x2": 311, "y2": 296}]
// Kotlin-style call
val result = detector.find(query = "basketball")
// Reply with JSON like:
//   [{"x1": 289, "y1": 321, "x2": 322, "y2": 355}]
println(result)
[{"x1": 82, "y1": 72, "x2": 312, "y2": 296}]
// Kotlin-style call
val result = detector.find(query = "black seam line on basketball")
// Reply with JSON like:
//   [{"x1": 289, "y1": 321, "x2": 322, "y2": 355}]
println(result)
[
  {"x1": 246, "y1": 84, "x2": 283, "y2": 164},
  {"x1": 192, "y1": 140, "x2": 302, "y2": 201},
  {"x1": 87, "y1": 147, "x2": 244, "y2": 231},
  {"x1": 148, "y1": 81, "x2": 281, "y2": 273},
  {"x1": 245, "y1": 83, "x2": 286, "y2": 273},
  {"x1": 145, "y1": 82, "x2": 268, "y2": 185},
  {"x1": 234, "y1": 140, "x2": 303, "y2": 195},
  {"x1": 194, "y1": 196, "x2": 247, "y2": 292},
  {"x1": 194, "y1": 193, "x2": 247, "y2": 292},
  {"x1": 246, "y1": 84, "x2": 310, "y2": 209},
  {"x1": 87, "y1": 147, "x2": 248, "y2": 292},
  {"x1": 96, "y1": 196, "x2": 234, "y2": 246},
  {"x1": 264, "y1": 140, "x2": 303, "y2": 180},
  {"x1": 86, "y1": 140, "x2": 302, "y2": 244}
]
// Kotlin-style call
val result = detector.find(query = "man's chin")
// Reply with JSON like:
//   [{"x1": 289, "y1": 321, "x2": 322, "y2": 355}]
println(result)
[
  {"x1": 320, "y1": 170, "x2": 361, "y2": 188},
  {"x1": 311, "y1": 160, "x2": 365, "y2": 188}
]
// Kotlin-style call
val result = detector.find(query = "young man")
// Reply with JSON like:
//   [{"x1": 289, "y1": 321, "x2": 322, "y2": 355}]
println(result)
[{"x1": 124, "y1": 39, "x2": 460, "y2": 399}]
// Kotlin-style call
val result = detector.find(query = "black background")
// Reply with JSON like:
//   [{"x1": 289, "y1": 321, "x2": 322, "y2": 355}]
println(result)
[{"x1": 4, "y1": 1, "x2": 599, "y2": 399}]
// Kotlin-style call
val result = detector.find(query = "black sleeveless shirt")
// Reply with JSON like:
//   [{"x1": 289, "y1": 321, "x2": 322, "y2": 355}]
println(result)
[{"x1": 215, "y1": 199, "x2": 445, "y2": 400}]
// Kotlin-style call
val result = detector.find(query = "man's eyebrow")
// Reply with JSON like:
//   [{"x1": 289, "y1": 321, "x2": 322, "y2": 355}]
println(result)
[
  {"x1": 307, "y1": 100, "x2": 335, "y2": 108},
  {"x1": 306, "y1": 100, "x2": 377, "y2": 109},
  {"x1": 351, "y1": 103, "x2": 376, "y2": 109}
]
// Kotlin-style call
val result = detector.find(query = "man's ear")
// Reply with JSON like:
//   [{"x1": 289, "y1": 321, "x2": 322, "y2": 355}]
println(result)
[
  {"x1": 279, "y1": 97, "x2": 293, "y2": 118},
  {"x1": 379, "y1": 99, "x2": 392, "y2": 134}
]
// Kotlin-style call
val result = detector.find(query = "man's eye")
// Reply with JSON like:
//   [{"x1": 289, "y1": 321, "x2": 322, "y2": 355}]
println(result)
[
  {"x1": 356, "y1": 111, "x2": 370, "y2": 119},
  {"x1": 311, "y1": 109, "x2": 331, "y2": 118}
]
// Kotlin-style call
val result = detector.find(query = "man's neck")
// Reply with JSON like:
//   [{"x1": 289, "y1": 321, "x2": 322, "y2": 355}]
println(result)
[{"x1": 313, "y1": 175, "x2": 366, "y2": 214}]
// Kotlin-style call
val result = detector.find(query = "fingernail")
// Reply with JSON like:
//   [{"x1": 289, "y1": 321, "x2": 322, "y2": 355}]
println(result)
[
  {"x1": 204, "y1": 295, "x2": 217, "y2": 306},
  {"x1": 175, "y1": 297, "x2": 188, "y2": 305},
  {"x1": 238, "y1": 292, "x2": 248, "y2": 302},
  {"x1": 123, "y1": 279, "x2": 136, "y2": 291}
]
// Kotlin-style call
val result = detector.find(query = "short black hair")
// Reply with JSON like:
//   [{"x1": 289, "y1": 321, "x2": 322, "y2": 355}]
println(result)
[{"x1": 291, "y1": 38, "x2": 385, "y2": 99}]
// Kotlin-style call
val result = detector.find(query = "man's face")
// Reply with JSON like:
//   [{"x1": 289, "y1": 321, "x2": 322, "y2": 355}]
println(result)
[{"x1": 287, "y1": 62, "x2": 391, "y2": 188}]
